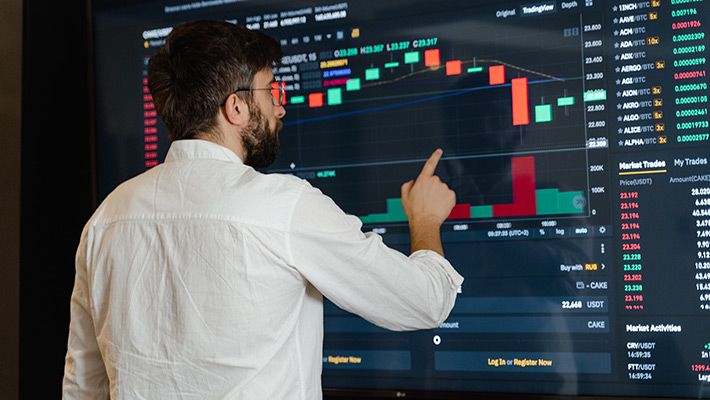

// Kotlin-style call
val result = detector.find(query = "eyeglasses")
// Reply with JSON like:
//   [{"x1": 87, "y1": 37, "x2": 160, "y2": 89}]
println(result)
[{"x1": 230, "y1": 81, "x2": 287, "y2": 106}]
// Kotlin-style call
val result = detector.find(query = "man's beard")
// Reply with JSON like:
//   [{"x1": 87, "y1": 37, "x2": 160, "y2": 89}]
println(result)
[{"x1": 241, "y1": 105, "x2": 283, "y2": 169}]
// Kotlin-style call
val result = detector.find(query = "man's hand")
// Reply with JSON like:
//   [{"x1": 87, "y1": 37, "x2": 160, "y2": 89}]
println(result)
[{"x1": 401, "y1": 149, "x2": 456, "y2": 256}]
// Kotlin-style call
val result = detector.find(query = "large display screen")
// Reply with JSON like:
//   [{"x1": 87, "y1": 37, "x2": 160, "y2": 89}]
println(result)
[{"x1": 92, "y1": 0, "x2": 710, "y2": 398}]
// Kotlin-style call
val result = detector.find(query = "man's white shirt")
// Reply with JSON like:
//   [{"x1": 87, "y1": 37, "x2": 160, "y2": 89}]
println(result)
[{"x1": 62, "y1": 139, "x2": 463, "y2": 399}]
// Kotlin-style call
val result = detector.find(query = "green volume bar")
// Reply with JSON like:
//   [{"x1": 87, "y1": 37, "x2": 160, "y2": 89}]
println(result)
[
  {"x1": 404, "y1": 51, "x2": 420, "y2": 64},
  {"x1": 385, "y1": 198, "x2": 407, "y2": 220},
  {"x1": 536, "y1": 189, "x2": 560, "y2": 215},
  {"x1": 557, "y1": 191, "x2": 585, "y2": 214},
  {"x1": 470, "y1": 205, "x2": 493, "y2": 218},
  {"x1": 365, "y1": 68, "x2": 380, "y2": 80},
  {"x1": 327, "y1": 88, "x2": 343, "y2": 105},
  {"x1": 359, "y1": 214, "x2": 389, "y2": 224},
  {"x1": 535, "y1": 104, "x2": 552, "y2": 123},
  {"x1": 536, "y1": 189, "x2": 585, "y2": 215},
  {"x1": 384, "y1": 62, "x2": 400, "y2": 68},
  {"x1": 557, "y1": 96, "x2": 575, "y2": 106},
  {"x1": 346, "y1": 78, "x2": 361, "y2": 91},
  {"x1": 290, "y1": 95, "x2": 305, "y2": 104}
]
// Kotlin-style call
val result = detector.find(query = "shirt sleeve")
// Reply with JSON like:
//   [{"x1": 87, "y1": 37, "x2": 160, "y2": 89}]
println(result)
[
  {"x1": 288, "y1": 183, "x2": 464, "y2": 331},
  {"x1": 62, "y1": 228, "x2": 110, "y2": 399}
]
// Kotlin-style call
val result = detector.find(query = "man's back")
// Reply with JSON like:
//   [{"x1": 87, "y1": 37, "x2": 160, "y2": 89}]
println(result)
[
  {"x1": 63, "y1": 140, "x2": 463, "y2": 399},
  {"x1": 71, "y1": 140, "x2": 322, "y2": 399}
]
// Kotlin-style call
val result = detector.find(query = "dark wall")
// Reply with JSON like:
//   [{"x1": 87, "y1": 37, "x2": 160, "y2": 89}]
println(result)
[
  {"x1": 21, "y1": 0, "x2": 94, "y2": 398},
  {"x1": 0, "y1": 0, "x2": 22, "y2": 398}
]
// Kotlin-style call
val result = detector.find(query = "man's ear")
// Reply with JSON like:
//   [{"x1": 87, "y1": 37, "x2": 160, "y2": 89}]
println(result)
[{"x1": 223, "y1": 93, "x2": 250, "y2": 128}]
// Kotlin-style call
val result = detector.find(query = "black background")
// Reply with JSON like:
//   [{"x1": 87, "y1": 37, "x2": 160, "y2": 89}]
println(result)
[{"x1": 21, "y1": 0, "x2": 93, "y2": 398}]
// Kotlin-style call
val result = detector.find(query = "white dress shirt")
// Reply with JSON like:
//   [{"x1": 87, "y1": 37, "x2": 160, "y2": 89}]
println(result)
[{"x1": 62, "y1": 139, "x2": 463, "y2": 399}]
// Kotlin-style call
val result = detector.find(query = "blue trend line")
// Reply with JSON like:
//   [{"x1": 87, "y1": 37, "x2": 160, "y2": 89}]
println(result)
[{"x1": 284, "y1": 78, "x2": 560, "y2": 127}]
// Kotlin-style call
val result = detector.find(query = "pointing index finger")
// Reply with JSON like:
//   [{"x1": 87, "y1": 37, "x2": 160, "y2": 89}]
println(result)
[{"x1": 419, "y1": 148, "x2": 443, "y2": 178}]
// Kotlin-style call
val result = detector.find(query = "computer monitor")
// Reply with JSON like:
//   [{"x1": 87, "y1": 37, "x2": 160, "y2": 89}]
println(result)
[{"x1": 91, "y1": 0, "x2": 710, "y2": 398}]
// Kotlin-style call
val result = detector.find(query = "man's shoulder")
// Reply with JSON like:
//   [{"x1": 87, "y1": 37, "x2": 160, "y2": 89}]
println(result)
[
  {"x1": 86, "y1": 166, "x2": 163, "y2": 226},
  {"x1": 258, "y1": 170, "x2": 312, "y2": 191},
  {"x1": 234, "y1": 170, "x2": 313, "y2": 215}
]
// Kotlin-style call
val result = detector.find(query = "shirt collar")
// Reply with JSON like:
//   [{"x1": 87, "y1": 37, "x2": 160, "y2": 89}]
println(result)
[{"x1": 165, "y1": 139, "x2": 244, "y2": 164}]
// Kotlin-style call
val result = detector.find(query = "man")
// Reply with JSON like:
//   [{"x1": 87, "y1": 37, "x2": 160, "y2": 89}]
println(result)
[{"x1": 63, "y1": 20, "x2": 462, "y2": 399}]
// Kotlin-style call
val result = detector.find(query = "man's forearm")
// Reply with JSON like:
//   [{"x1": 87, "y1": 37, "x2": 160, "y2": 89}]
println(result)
[{"x1": 409, "y1": 221, "x2": 444, "y2": 256}]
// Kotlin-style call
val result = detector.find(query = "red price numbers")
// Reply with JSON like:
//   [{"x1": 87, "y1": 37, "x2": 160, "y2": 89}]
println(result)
[
  {"x1": 624, "y1": 274, "x2": 643, "y2": 282},
  {"x1": 622, "y1": 233, "x2": 642, "y2": 241},
  {"x1": 691, "y1": 364, "x2": 710, "y2": 372},
  {"x1": 621, "y1": 202, "x2": 640, "y2": 209},
  {"x1": 620, "y1": 192, "x2": 639, "y2": 200},
  {"x1": 621, "y1": 212, "x2": 641, "y2": 220}
]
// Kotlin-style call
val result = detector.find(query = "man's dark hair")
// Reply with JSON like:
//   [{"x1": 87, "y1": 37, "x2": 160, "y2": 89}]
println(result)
[{"x1": 148, "y1": 20, "x2": 282, "y2": 141}]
